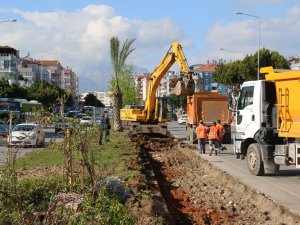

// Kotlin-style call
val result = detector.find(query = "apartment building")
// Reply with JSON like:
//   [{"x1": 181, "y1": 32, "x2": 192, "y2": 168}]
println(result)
[
  {"x1": 0, "y1": 46, "x2": 21, "y2": 84},
  {"x1": 141, "y1": 75, "x2": 149, "y2": 102},
  {"x1": 289, "y1": 56, "x2": 300, "y2": 70},
  {"x1": 134, "y1": 73, "x2": 150, "y2": 103},
  {"x1": 93, "y1": 91, "x2": 113, "y2": 107},
  {"x1": 158, "y1": 71, "x2": 177, "y2": 97},
  {"x1": 20, "y1": 55, "x2": 49, "y2": 85},
  {"x1": 78, "y1": 91, "x2": 112, "y2": 108},
  {"x1": 35, "y1": 60, "x2": 63, "y2": 86},
  {"x1": 61, "y1": 67, "x2": 78, "y2": 97},
  {"x1": 192, "y1": 64, "x2": 228, "y2": 95},
  {"x1": 17, "y1": 66, "x2": 34, "y2": 87},
  {"x1": 18, "y1": 54, "x2": 79, "y2": 97},
  {"x1": 133, "y1": 64, "x2": 229, "y2": 104}
]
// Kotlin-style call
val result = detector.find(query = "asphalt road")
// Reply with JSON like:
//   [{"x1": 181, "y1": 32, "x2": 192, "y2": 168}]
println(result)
[{"x1": 167, "y1": 121, "x2": 300, "y2": 217}]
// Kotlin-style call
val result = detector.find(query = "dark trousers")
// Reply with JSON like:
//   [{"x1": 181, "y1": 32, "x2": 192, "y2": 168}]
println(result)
[
  {"x1": 104, "y1": 129, "x2": 110, "y2": 141},
  {"x1": 198, "y1": 138, "x2": 206, "y2": 154}
]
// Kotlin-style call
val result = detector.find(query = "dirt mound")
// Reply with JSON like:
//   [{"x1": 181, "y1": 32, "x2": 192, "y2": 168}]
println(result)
[{"x1": 137, "y1": 135, "x2": 300, "y2": 224}]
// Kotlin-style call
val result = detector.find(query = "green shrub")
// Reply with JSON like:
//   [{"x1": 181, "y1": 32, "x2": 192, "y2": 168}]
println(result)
[
  {"x1": 0, "y1": 175, "x2": 64, "y2": 224},
  {"x1": 97, "y1": 176, "x2": 131, "y2": 203},
  {"x1": 76, "y1": 190, "x2": 135, "y2": 225}
]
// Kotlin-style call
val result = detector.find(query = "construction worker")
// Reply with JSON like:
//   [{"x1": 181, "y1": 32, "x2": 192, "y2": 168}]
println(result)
[
  {"x1": 208, "y1": 122, "x2": 220, "y2": 156},
  {"x1": 195, "y1": 120, "x2": 207, "y2": 154},
  {"x1": 216, "y1": 119, "x2": 226, "y2": 151}
]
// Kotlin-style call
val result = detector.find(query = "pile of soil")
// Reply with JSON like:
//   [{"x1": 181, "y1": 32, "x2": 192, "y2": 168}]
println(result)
[{"x1": 132, "y1": 135, "x2": 300, "y2": 225}]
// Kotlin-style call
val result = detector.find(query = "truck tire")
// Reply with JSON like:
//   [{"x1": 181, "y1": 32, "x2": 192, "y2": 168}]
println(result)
[{"x1": 246, "y1": 143, "x2": 265, "y2": 176}]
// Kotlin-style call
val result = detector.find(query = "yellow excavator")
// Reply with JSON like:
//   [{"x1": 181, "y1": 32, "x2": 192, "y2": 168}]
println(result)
[{"x1": 120, "y1": 41, "x2": 195, "y2": 134}]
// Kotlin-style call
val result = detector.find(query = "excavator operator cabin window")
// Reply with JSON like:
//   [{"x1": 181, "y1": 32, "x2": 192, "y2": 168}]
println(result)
[{"x1": 237, "y1": 86, "x2": 254, "y2": 110}]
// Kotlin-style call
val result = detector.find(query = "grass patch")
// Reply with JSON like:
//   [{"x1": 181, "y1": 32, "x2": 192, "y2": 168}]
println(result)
[
  {"x1": 15, "y1": 145, "x2": 64, "y2": 169},
  {"x1": 14, "y1": 129, "x2": 141, "y2": 181}
]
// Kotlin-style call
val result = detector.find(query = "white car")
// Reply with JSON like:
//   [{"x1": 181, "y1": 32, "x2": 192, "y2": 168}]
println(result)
[
  {"x1": 178, "y1": 115, "x2": 188, "y2": 124},
  {"x1": 7, "y1": 123, "x2": 45, "y2": 147},
  {"x1": 80, "y1": 116, "x2": 93, "y2": 126}
]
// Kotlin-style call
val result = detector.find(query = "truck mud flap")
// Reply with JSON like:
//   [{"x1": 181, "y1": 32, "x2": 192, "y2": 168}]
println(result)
[{"x1": 296, "y1": 144, "x2": 300, "y2": 169}]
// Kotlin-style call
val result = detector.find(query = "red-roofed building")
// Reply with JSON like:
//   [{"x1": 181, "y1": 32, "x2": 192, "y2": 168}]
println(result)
[
  {"x1": 19, "y1": 55, "x2": 78, "y2": 97},
  {"x1": 191, "y1": 64, "x2": 227, "y2": 94},
  {"x1": 35, "y1": 59, "x2": 63, "y2": 86}
]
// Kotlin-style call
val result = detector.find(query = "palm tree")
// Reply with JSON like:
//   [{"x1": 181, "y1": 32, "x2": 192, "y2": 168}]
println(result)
[{"x1": 110, "y1": 36, "x2": 135, "y2": 131}]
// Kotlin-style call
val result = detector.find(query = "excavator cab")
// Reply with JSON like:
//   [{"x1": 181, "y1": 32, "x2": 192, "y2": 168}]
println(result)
[{"x1": 157, "y1": 97, "x2": 176, "y2": 122}]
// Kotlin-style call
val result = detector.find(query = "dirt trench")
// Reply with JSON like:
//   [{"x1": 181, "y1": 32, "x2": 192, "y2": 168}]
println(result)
[{"x1": 135, "y1": 134, "x2": 300, "y2": 225}]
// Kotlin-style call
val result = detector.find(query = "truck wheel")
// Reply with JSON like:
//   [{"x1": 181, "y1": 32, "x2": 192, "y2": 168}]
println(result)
[{"x1": 247, "y1": 143, "x2": 265, "y2": 176}]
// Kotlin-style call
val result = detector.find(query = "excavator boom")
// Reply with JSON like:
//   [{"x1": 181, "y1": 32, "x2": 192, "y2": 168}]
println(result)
[{"x1": 120, "y1": 41, "x2": 194, "y2": 131}]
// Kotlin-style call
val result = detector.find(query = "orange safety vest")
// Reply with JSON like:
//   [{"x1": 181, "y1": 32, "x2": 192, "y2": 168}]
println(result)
[
  {"x1": 208, "y1": 125, "x2": 219, "y2": 140},
  {"x1": 216, "y1": 123, "x2": 224, "y2": 138},
  {"x1": 196, "y1": 124, "x2": 207, "y2": 139}
]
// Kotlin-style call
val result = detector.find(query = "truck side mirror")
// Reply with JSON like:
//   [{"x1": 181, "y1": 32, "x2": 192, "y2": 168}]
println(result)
[{"x1": 228, "y1": 91, "x2": 237, "y2": 112}]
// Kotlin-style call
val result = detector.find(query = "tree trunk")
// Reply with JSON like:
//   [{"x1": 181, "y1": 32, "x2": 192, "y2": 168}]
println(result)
[{"x1": 113, "y1": 84, "x2": 123, "y2": 131}]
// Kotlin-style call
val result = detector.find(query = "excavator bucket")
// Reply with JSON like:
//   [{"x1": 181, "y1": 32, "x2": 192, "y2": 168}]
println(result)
[{"x1": 173, "y1": 79, "x2": 195, "y2": 96}]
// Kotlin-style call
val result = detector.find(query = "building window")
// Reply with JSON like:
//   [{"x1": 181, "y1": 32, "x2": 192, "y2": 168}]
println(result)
[{"x1": 4, "y1": 60, "x2": 10, "y2": 69}]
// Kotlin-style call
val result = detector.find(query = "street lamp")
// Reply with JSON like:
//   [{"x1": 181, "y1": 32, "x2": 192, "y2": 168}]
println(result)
[
  {"x1": 220, "y1": 48, "x2": 234, "y2": 53},
  {"x1": 220, "y1": 48, "x2": 236, "y2": 62},
  {"x1": 236, "y1": 12, "x2": 260, "y2": 80},
  {"x1": 0, "y1": 19, "x2": 17, "y2": 23}
]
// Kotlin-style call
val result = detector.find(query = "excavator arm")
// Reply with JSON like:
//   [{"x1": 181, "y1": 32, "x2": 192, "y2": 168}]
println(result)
[
  {"x1": 144, "y1": 41, "x2": 195, "y2": 121},
  {"x1": 120, "y1": 41, "x2": 194, "y2": 124}
]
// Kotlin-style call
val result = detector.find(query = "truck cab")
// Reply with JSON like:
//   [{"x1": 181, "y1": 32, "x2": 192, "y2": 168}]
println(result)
[
  {"x1": 232, "y1": 67, "x2": 300, "y2": 175},
  {"x1": 234, "y1": 80, "x2": 277, "y2": 158}
]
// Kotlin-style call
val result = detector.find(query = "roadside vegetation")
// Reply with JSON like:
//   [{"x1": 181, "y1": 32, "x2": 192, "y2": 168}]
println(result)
[
  {"x1": 213, "y1": 48, "x2": 289, "y2": 94},
  {"x1": 0, "y1": 124, "x2": 156, "y2": 224}
]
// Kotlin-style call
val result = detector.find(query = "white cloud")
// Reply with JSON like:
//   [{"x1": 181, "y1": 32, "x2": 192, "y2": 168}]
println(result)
[
  {"x1": 1, "y1": 3, "x2": 300, "y2": 92},
  {"x1": 0, "y1": 5, "x2": 186, "y2": 92},
  {"x1": 201, "y1": 5, "x2": 300, "y2": 64}
]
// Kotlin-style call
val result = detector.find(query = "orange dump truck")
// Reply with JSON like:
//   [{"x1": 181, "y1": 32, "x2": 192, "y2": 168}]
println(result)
[
  {"x1": 232, "y1": 66, "x2": 300, "y2": 176},
  {"x1": 186, "y1": 92, "x2": 232, "y2": 144}
]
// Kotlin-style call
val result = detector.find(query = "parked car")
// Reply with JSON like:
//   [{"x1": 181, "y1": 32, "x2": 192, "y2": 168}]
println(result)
[
  {"x1": 66, "y1": 110, "x2": 80, "y2": 118},
  {"x1": 80, "y1": 116, "x2": 92, "y2": 126},
  {"x1": 177, "y1": 114, "x2": 188, "y2": 124},
  {"x1": 7, "y1": 123, "x2": 45, "y2": 147},
  {"x1": 75, "y1": 113, "x2": 87, "y2": 119},
  {"x1": 54, "y1": 119, "x2": 71, "y2": 133}
]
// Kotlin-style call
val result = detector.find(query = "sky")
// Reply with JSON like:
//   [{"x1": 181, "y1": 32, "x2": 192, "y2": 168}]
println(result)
[{"x1": 0, "y1": 0, "x2": 300, "y2": 93}]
